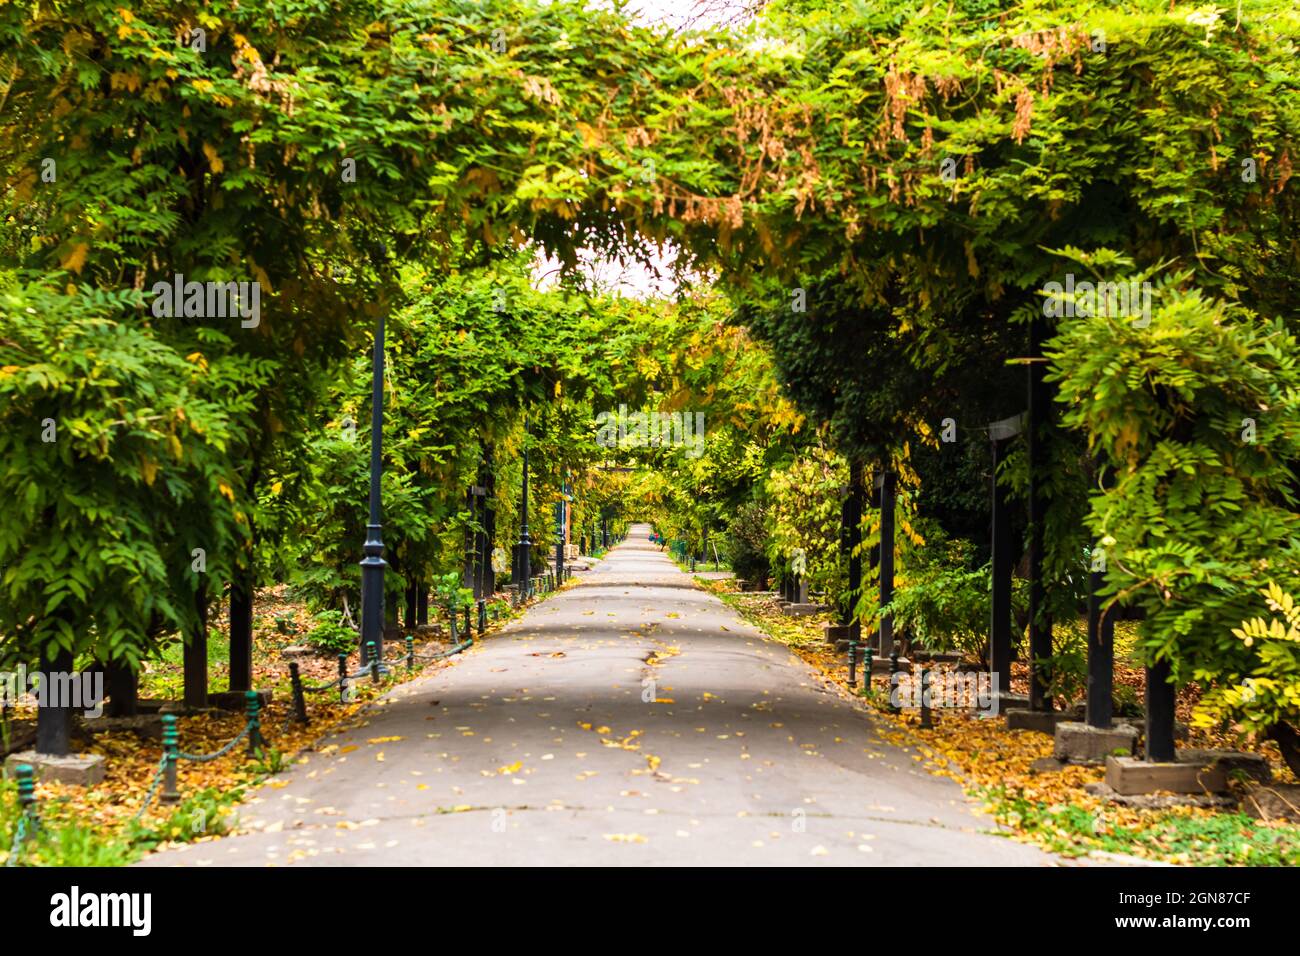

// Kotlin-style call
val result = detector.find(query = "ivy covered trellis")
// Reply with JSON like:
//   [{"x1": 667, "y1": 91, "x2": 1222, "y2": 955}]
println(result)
[{"x1": 1, "y1": 0, "x2": 1299, "y2": 774}]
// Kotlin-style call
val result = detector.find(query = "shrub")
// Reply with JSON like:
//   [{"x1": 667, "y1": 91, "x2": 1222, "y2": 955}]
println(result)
[
  {"x1": 727, "y1": 501, "x2": 770, "y2": 585},
  {"x1": 304, "y1": 609, "x2": 356, "y2": 655}
]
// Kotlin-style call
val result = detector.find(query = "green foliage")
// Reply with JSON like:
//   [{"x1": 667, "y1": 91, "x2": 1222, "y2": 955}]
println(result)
[
  {"x1": 1048, "y1": 251, "x2": 1300, "y2": 754},
  {"x1": 1195, "y1": 583, "x2": 1300, "y2": 770},
  {"x1": 0, "y1": 274, "x2": 272, "y2": 668},
  {"x1": 987, "y1": 788, "x2": 1300, "y2": 865},
  {"x1": 884, "y1": 564, "x2": 995, "y2": 661},
  {"x1": 129, "y1": 787, "x2": 240, "y2": 850},
  {"x1": 726, "y1": 502, "x2": 771, "y2": 585},
  {"x1": 763, "y1": 443, "x2": 847, "y2": 596},
  {"x1": 304, "y1": 610, "x2": 356, "y2": 656}
]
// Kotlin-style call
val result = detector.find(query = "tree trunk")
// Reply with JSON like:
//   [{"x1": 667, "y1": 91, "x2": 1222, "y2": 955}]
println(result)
[{"x1": 1268, "y1": 721, "x2": 1300, "y2": 779}]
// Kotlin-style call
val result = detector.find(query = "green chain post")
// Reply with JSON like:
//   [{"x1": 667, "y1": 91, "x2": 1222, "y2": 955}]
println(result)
[
  {"x1": 847, "y1": 636, "x2": 858, "y2": 688},
  {"x1": 16, "y1": 763, "x2": 38, "y2": 829},
  {"x1": 406, "y1": 635, "x2": 415, "y2": 672},
  {"x1": 337, "y1": 653, "x2": 349, "y2": 703},
  {"x1": 161, "y1": 714, "x2": 181, "y2": 804},
  {"x1": 864, "y1": 646, "x2": 874, "y2": 694},
  {"x1": 367, "y1": 641, "x2": 380, "y2": 684},
  {"x1": 245, "y1": 689, "x2": 263, "y2": 756}
]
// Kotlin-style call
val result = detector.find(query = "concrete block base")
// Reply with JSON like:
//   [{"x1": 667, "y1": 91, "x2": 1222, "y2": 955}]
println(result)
[
  {"x1": 1105, "y1": 755, "x2": 1229, "y2": 796},
  {"x1": 1005, "y1": 708, "x2": 1069, "y2": 735},
  {"x1": 1085, "y1": 781, "x2": 1237, "y2": 810},
  {"x1": 1241, "y1": 783, "x2": 1300, "y2": 822},
  {"x1": 1178, "y1": 749, "x2": 1271, "y2": 785},
  {"x1": 783, "y1": 603, "x2": 827, "y2": 616},
  {"x1": 5, "y1": 750, "x2": 107, "y2": 786},
  {"x1": 1053, "y1": 721, "x2": 1140, "y2": 765},
  {"x1": 822, "y1": 624, "x2": 852, "y2": 646},
  {"x1": 872, "y1": 656, "x2": 909, "y2": 674},
  {"x1": 81, "y1": 714, "x2": 163, "y2": 742}
]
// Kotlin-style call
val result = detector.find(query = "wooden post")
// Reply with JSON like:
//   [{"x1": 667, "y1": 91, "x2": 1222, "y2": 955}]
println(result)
[
  {"x1": 876, "y1": 471, "x2": 896, "y2": 658},
  {"x1": 1027, "y1": 318, "x2": 1053, "y2": 712},
  {"x1": 1086, "y1": 570, "x2": 1115, "y2": 728},
  {"x1": 183, "y1": 590, "x2": 209, "y2": 710},
  {"x1": 988, "y1": 414, "x2": 1023, "y2": 700},
  {"x1": 105, "y1": 661, "x2": 138, "y2": 718},
  {"x1": 1146, "y1": 659, "x2": 1176, "y2": 762},
  {"x1": 479, "y1": 447, "x2": 496, "y2": 596},
  {"x1": 404, "y1": 582, "x2": 418, "y2": 631},
  {"x1": 229, "y1": 574, "x2": 254, "y2": 693},
  {"x1": 35, "y1": 646, "x2": 74, "y2": 756},
  {"x1": 841, "y1": 463, "x2": 863, "y2": 633}
]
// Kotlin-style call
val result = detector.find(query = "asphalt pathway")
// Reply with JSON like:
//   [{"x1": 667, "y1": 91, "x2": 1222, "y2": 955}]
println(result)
[{"x1": 142, "y1": 524, "x2": 1051, "y2": 866}]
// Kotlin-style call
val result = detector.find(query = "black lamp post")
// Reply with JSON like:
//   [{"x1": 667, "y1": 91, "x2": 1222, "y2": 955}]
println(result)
[
  {"x1": 514, "y1": 414, "x2": 531, "y2": 590},
  {"x1": 359, "y1": 292, "x2": 387, "y2": 667}
]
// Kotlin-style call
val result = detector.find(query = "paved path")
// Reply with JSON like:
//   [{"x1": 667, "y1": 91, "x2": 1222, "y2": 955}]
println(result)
[{"x1": 143, "y1": 525, "x2": 1051, "y2": 866}]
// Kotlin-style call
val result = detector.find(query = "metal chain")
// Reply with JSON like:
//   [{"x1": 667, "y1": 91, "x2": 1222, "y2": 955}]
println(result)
[
  {"x1": 130, "y1": 754, "x2": 170, "y2": 823},
  {"x1": 412, "y1": 639, "x2": 474, "y2": 662},
  {"x1": 4, "y1": 812, "x2": 29, "y2": 867},
  {"x1": 178, "y1": 723, "x2": 251, "y2": 763},
  {"x1": 301, "y1": 677, "x2": 342, "y2": 694}
]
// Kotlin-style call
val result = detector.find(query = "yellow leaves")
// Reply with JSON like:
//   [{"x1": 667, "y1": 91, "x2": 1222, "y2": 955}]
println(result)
[
  {"x1": 217, "y1": 480, "x2": 235, "y2": 502},
  {"x1": 59, "y1": 242, "x2": 88, "y2": 274},
  {"x1": 496, "y1": 761, "x2": 523, "y2": 775},
  {"x1": 140, "y1": 457, "x2": 159, "y2": 487},
  {"x1": 270, "y1": 480, "x2": 283, "y2": 495},
  {"x1": 602, "y1": 833, "x2": 648, "y2": 843},
  {"x1": 367, "y1": 735, "x2": 404, "y2": 744},
  {"x1": 109, "y1": 71, "x2": 142, "y2": 93},
  {"x1": 575, "y1": 122, "x2": 603, "y2": 148},
  {"x1": 202, "y1": 142, "x2": 224, "y2": 174}
]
